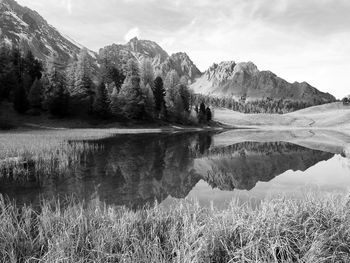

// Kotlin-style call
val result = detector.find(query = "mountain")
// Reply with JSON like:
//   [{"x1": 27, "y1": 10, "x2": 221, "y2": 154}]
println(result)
[
  {"x1": 191, "y1": 61, "x2": 336, "y2": 103},
  {"x1": 0, "y1": 0, "x2": 86, "y2": 61},
  {"x1": 0, "y1": 0, "x2": 336, "y2": 103},
  {"x1": 99, "y1": 37, "x2": 201, "y2": 82}
]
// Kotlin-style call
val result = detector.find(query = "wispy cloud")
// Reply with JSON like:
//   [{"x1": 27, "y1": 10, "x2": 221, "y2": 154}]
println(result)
[{"x1": 124, "y1": 27, "x2": 140, "y2": 42}]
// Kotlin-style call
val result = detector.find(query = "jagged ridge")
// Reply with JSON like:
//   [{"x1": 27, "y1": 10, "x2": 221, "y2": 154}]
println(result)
[
  {"x1": 191, "y1": 61, "x2": 336, "y2": 103},
  {"x1": 99, "y1": 37, "x2": 201, "y2": 82}
]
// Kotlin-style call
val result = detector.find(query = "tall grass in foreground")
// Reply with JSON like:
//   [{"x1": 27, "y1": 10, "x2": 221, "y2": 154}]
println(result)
[{"x1": 1, "y1": 193, "x2": 350, "y2": 262}]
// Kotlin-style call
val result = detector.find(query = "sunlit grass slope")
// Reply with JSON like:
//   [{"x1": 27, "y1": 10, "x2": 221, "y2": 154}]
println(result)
[{"x1": 214, "y1": 102, "x2": 350, "y2": 129}]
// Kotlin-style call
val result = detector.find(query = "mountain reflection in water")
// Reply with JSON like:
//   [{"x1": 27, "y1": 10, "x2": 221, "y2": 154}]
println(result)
[{"x1": 0, "y1": 132, "x2": 343, "y2": 208}]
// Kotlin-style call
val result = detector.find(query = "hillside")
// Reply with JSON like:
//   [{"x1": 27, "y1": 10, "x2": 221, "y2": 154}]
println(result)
[
  {"x1": 0, "y1": 0, "x2": 89, "y2": 61},
  {"x1": 191, "y1": 61, "x2": 336, "y2": 104},
  {"x1": 214, "y1": 102, "x2": 350, "y2": 130}
]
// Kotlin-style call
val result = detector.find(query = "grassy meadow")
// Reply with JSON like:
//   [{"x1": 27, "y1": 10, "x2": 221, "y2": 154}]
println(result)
[{"x1": 0, "y1": 193, "x2": 350, "y2": 262}]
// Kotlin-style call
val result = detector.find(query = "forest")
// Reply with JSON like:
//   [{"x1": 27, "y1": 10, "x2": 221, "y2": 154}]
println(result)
[
  {"x1": 0, "y1": 44, "x2": 212, "y2": 125},
  {"x1": 193, "y1": 94, "x2": 325, "y2": 114}
]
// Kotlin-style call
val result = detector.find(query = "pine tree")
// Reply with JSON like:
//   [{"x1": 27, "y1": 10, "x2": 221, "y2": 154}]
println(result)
[
  {"x1": 198, "y1": 102, "x2": 206, "y2": 123},
  {"x1": 206, "y1": 107, "x2": 212, "y2": 122},
  {"x1": 24, "y1": 50, "x2": 42, "y2": 84},
  {"x1": 44, "y1": 54, "x2": 69, "y2": 116},
  {"x1": 28, "y1": 78, "x2": 43, "y2": 109},
  {"x1": 110, "y1": 86, "x2": 120, "y2": 117},
  {"x1": 48, "y1": 82, "x2": 69, "y2": 117},
  {"x1": 140, "y1": 59, "x2": 154, "y2": 88},
  {"x1": 13, "y1": 82, "x2": 29, "y2": 113},
  {"x1": 100, "y1": 58, "x2": 125, "y2": 93},
  {"x1": 164, "y1": 70, "x2": 180, "y2": 91},
  {"x1": 142, "y1": 83, "x2": 155, "y2": 119},
  {"x1": 73, "y1": 48, "x2": 94, "y2": 113},
  {"x1": 0, "y1": 44, "x2": 16, "y2": 100},
  {"x1": 93, "y1": 82, "x2": 110, "y2": 118},
  {"x1": 66, "y1": 60, "x2": 77, "y2": 95},
  {"x1": 118, "y1": 76, "x2": 145, "y2": 119},
  {"x1": 153, "y1": 76, "x2": 166, "y2": 115}
]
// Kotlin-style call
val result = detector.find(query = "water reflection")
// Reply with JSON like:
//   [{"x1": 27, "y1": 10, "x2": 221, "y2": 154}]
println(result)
[{"x1": 0, "y1": 131, "x2": 348, "y2": 208}]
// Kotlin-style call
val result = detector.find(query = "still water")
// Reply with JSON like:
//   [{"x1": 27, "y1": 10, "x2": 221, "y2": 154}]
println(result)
[{"x1": 1, "y1": 131, "x2": 350, "y2": 209}]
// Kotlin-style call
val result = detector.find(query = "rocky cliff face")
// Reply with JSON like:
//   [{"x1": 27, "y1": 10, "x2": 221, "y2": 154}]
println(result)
[
  {"x1": 0, "y1": 0, "x2": 87, "y2": 61},
  {"x1": 191, "y1": 61, "x2": 336, "y2": 103},
  {"x1": 99, "y1": 37, "x2": 201, "y2": 82}
]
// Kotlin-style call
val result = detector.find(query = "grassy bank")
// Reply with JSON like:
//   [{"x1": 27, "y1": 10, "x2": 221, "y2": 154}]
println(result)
[
  {"x1": 0, "y1": 130, "x2": 109, "y2": 180},
  {"x1": 1, "y1": 193, "x2": 350, "y2": 262}
]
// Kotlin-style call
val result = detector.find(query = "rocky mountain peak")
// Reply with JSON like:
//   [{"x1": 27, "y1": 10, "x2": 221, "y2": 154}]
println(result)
[
  {"x1": 125, "y1": 37, "x2": 169, "y2": 63},
  {"x1": 191, "y1": 60, "x2": 336, "y2": 103},
  {"x1": 100, "y1": 39, "x2": 201, "y2": 82},
  {"x1": 161, "y1": 52, "x2": 202, "y2": 81}
]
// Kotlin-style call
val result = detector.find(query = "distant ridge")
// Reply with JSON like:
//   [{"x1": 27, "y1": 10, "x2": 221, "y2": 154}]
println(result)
[{"x1": 191, "y1": 61, "x2": 336, "y2": 103}]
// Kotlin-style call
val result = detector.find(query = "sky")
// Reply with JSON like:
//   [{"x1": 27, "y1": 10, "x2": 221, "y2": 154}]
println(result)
[{"x1": 16, "y1": 0, "x2": 350, "y2": 98}]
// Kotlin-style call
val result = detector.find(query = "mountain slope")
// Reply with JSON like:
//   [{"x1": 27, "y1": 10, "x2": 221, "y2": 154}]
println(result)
[
  {"x1": 214, "y1": 102, "x2": 350, "y2": 130},
  {"x1": 191, "y1": 61, "x2": 336, "y2": 103},
  {"x1": 0, "y1": 0, "x2": 83, "y2": 61},
  {"x1": 99, "y1": 37, "x2": 201, "y2": 82}
]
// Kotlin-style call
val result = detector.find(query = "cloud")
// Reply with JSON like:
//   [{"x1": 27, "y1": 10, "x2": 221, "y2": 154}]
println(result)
[
  {"x1": 14, "y1": 0, "x2": 350, "y2": 98},
  {"x1": 124, "y1": 27, "x2": 140, "y2": 42}
]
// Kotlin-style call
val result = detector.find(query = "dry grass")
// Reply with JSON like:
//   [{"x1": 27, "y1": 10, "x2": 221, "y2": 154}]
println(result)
[
  {"x1": 0, "y1": 193, "x2": 350, "y2": 262},
  {"x1": 0, "y1": 129, "x2": 116, "y2": 180}
]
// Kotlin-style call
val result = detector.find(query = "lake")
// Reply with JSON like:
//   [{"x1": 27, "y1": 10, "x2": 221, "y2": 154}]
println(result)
[{"x1": 1, "y1": 130, "x2": 350, "y2": 209}]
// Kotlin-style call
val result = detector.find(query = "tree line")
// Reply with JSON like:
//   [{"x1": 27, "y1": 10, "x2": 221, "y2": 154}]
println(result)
[
  {"x1": 0, "y1": 44, "x2": 212, "y2": 125},
  {"x1": 193, "y1": 94, "x2": 322, "y2": 114}
]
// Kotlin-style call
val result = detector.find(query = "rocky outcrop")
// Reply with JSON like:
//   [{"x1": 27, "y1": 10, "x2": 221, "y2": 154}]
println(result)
[
  {"x1": 191, "y1": 61, "x2": 336, "y2": 103},
  {"x1": 161, "y1": 52, "x2": 202, "y2": 82},
  {"x1": 99, "y1": 37, "x2": 201, "y2": 82}
]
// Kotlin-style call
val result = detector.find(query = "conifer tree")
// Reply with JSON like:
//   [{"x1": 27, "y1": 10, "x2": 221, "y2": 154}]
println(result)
[
  {"x1": 164, "y1": 70, "x2": 180, "y2": 91},
  {"x1": 0, "y1": 44, "x2": 16, "y2": 100},
  {"x1": 153, "y1": 76, "x2": 166, "y2": 116},
  {"x1": 110, "y1": 86, "x2": 120, "y2": 117},
  {"x1": 73, "y1": 48, "x2": 94, "y2": 113},
  {"x1": 13, "y1": 82, "x2": 29, "y2": 113},
  {"x1": 206, "y1": 107, "x2": 212, "y2": 122},
  {"x1": 93, "y1": 82, "x2": 110, "y2": 118},
  {"x1": 118, "y1": 76, "x2": 145, "y2": 119},
  {"x1": 198, "y1": 102, "x2": 206, "y2": 123},
  {"x1": 140, "y1": 59, "x2": 154, "y2": 88},
  {"x1": 100, "y1": 57, "x2": 125, "y2": 94},
  {"x1": 142, "y1": 83, "x2": 155, "y2": 119},
  {"x1": 28, "y1": 78, "x2": 43, "y2": 109},
  {"x1": 44, "y1": 54, "x2": 69, "y2": 116},
  {"x1": 24, "y1": 50, "x2": 42, "y2": 84}
]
